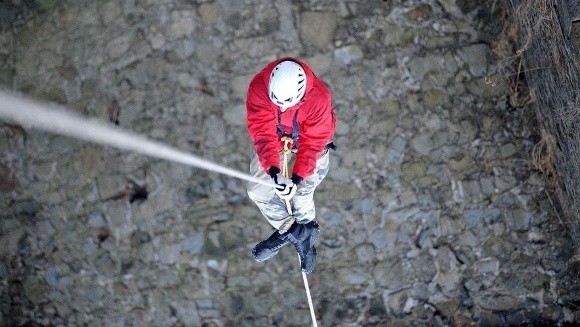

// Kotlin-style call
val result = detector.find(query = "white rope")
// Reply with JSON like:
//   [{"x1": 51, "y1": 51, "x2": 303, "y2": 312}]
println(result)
[
  {"x1": 301, "y1": 268, "x2": 318, "y2": 327},
  {"x1": 284, "y1": 201, "x2": 318, "y2": 327},
  {"x1": 0, "y1": 90, "x2": 317, "y2": 325},
  {"x1": 0, "y1": 90, "x2": 276, "y2": 188},
  {"x1": 280, "y1": 140, "x2": 318, "y2": 327}
]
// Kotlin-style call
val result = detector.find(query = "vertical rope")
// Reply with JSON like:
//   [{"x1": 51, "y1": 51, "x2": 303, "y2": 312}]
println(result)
[
  {"x1": 280, "y1": 137, "x2": 318, "y2": 327},
  {"x1": 302, "y1": 271, "x2": 317, "y2": 327},
  {"x1": 281, "y1": 136, "x2": 294, "y2": 215}
]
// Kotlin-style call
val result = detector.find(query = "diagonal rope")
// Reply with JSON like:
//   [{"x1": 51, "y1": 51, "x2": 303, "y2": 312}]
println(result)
[
  {"x1": 280, "y1": 137, "x2": 318, "y2": 327},
  {"x1": 0, "y1": 90, "x2": 317, "y2": 326},
  {"x1": 0, "y1": 90, "x2": 276, "y2": 188}
]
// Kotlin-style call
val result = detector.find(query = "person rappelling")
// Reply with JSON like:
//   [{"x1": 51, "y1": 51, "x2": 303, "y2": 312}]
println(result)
[{"x1": 245, "y1": 57, "x2": 336, "y2": 274}]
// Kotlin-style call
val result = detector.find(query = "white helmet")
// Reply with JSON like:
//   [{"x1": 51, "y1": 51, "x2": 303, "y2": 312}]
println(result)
[{"x1": 268, "y1": 60, "x2": 307, "y2": 109}]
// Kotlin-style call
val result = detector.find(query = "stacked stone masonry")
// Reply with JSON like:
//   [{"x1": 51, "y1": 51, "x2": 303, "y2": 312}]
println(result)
[{"x1": 0, "y1": 0, "x2": 579, "y2": 326}]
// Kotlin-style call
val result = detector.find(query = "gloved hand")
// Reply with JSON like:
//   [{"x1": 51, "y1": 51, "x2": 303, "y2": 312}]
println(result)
[{"x1": 269, "y1": 167, "x2": 298, "y2": 200}]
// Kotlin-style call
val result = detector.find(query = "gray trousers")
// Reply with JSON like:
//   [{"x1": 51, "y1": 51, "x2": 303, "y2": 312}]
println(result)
[{"x1": 247, "y1": 150, "x2": 330, "y2": 231}]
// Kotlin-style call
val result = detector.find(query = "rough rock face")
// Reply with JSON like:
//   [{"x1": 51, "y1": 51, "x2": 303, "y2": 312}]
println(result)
[{"x1": 0, "y1": 0, "x2": 579, "y2": 326}]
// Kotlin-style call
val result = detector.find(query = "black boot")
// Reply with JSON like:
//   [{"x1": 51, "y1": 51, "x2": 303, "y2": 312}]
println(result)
[
  {"x1": 252, "y1": 229, "x2": 291, "y2": 262},
  {"x1": 284, "y1": 221, "x2": 319, "y2": 274}
]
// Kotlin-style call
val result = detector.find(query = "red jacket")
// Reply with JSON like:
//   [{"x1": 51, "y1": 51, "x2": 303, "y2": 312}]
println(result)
[{"x1": 246, "y1": 57, "x2": 336, "y2": 179}]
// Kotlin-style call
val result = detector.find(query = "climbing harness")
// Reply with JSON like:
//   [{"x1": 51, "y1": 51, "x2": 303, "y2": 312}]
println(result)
[
  {"x1": 276, "y1": 108, "x2": 300, "y2": 146},
  {"x1": 279, "y1": 135, "x2": 318, "y2": 327},
  {"x1": 277, "y1": 107, "x2": 338, "y2": 154}
]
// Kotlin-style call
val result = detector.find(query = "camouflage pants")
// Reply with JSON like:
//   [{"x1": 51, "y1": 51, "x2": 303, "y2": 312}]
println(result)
[{"x1": 247, "y1": 149, "x2": 330, "y2": 231}]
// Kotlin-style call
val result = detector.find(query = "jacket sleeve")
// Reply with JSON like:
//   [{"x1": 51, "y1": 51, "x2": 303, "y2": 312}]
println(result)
[
  {"x1": 246, "y1": 75, "x2": 280, "y2": 173},
  {"x1": 292, "y1": 87, "x2": 336, "y2": 178}
]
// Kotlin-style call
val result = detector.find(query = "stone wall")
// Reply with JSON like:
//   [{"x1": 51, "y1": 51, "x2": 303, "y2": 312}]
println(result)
[{"x1": 1, "y1": 0, "x2": 578, "y2": 326}]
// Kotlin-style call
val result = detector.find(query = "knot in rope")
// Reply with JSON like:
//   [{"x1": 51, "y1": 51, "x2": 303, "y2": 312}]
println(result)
[{"x1": 281, "y1": 136, "x2": 294, "y2": 179}]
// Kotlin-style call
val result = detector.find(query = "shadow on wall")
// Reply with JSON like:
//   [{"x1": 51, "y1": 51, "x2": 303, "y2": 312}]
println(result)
[{"x1": 0, "y1": 0, "x2": 61, "y2": 26}]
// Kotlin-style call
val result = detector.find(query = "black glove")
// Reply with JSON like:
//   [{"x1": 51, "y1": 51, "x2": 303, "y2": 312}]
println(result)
[
  {"x1": 268, "y1": 166, "x2": 297, "y2": 200},
  {"x1": 268, "y1": 166, "x2": 281, "y2": 182},
  {"x1": 269, "y1": 167, "x2": 303, "y2": 185},
  {"x1": 291, "y1": 174, "x2": 303, "y2": 185}
]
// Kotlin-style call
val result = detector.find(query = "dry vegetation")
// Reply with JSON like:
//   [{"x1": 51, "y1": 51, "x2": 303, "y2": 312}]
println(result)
[{"x1": 494, "y1": 0, "x2": 580, "y2": 245}]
